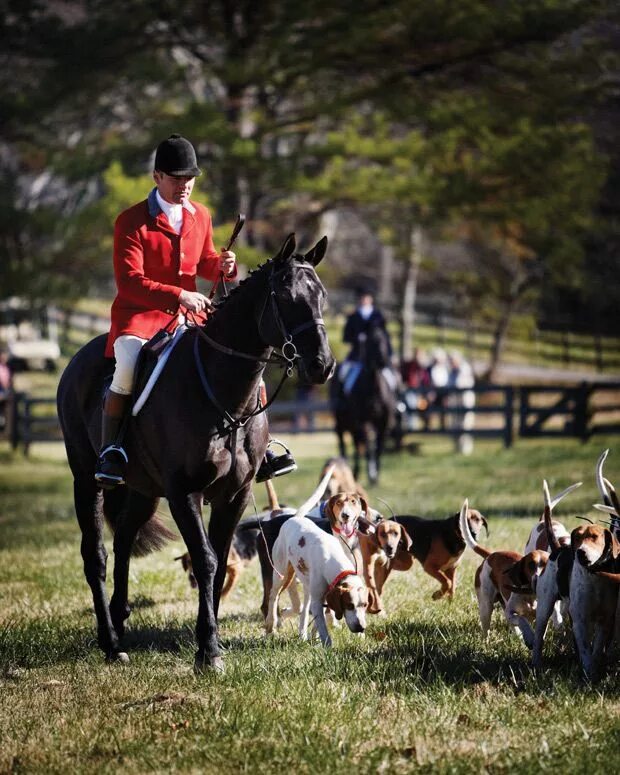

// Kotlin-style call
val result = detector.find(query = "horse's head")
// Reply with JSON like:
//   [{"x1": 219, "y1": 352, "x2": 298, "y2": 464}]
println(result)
[
  {"x1": 258, "y1": 234, "x2": 335, "y2": 384},
  {"x1": 365, "y1": 325, "x2": 391, "y2": 371}
]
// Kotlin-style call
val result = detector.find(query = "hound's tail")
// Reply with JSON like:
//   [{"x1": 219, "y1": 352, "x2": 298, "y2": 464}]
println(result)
[
  {"x1": 264, "y1": 479, "x2": 280, "y2": 511},
  {"x1": 295, "y1": 464, "x2": 336, "y2": 519},
  {"x1": 542, "y1": 480, "x2": 562, "y2": 553},
  {"x1": 238, "y1": 464, "x2": 336, "y2": 531},
  {"x1": 538, "y1": 480, "x2": 582, "y2": 522},
  {"x1": 459, "y1": 499, "x2": 490, "y2": 558}
]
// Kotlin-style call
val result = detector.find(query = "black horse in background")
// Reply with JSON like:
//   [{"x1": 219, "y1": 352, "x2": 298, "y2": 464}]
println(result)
[
  {"x1": 332, "y1": 325, "x2": 397, "y2": 485},
  {"x1": 57, "y1": 234, "x2": 335, "y2": 672}
]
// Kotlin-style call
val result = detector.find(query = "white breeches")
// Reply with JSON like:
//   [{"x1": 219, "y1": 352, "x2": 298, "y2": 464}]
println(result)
[{"x1": 110, "y1": 335, "x2": 147, "y2": 395}]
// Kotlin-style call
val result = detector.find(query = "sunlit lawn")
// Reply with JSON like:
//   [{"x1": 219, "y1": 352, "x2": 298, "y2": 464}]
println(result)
[{"x1": 1, "y1": 434, "x2": 619, "y2": 773}]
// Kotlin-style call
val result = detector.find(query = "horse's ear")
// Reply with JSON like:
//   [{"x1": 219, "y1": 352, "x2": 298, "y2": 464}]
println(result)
[
  {"x1": 304, "y1": 236, "x2": 328, "y2": 267},
  {"x1": 274, "y1": 233, "x2": 296, "y2": 264}
]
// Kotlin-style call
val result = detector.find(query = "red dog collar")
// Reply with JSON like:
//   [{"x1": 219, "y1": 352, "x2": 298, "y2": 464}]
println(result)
[{"x1": 324, "y1": 569, "x2": 357, "y2": 599}]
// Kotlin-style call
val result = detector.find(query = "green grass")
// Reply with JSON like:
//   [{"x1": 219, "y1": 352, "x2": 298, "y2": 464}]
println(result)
[{"x1": 1, "y1": 436, "x2": 619, "y2": 773}]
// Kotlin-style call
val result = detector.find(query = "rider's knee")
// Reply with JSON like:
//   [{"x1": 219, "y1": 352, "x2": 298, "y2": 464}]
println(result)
[{"x1": 111, "y1": 335, "x2": 147, "y2": 395}]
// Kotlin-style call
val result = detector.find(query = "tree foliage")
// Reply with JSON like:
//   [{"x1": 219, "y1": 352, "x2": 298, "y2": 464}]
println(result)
[{"x1": 0, "y1": 0, "x2": 618, "y2": 352}]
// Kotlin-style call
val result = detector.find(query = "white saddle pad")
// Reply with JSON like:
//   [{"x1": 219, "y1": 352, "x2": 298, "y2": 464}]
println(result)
[{"x1": 132, "y1": 325, "x2": 187, "y2": 416}]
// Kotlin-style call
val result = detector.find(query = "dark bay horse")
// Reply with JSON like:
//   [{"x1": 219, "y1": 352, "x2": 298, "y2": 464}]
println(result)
[
  {"x1": 333, "y1": 326, "x2": 397, "y2": 485},
  {"x1": 57, "y1": 234, "x2": 335, "y2": 672}
]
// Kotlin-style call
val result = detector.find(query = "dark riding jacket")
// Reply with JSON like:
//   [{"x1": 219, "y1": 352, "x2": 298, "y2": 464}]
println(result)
[{"x1": 343, "y1": 309, "x2": 392, "y2": 361}]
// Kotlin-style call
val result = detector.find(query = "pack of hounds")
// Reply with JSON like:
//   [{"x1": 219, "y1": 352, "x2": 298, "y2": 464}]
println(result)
[{"x1": 177, "y1": 451, "x2": 620, "y2": 680}]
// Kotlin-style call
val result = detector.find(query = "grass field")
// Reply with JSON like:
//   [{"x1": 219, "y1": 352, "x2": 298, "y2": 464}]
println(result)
[{"x1": 1, "y1": 435, "x2": 619, "y2": 773}]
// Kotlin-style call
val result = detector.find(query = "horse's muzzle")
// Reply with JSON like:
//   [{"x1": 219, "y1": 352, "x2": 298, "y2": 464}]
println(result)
[{"x1": 299, "y1": 354, "x2": 336, "y2": 384}]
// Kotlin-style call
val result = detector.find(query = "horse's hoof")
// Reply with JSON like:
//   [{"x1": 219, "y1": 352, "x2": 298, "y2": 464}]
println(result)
[
  {"x1": 107, "y1": 651, "x2": 130, "y2": 664},
  {"x1": 194, "y1": 656, "x2": 225, "y2": 675}
]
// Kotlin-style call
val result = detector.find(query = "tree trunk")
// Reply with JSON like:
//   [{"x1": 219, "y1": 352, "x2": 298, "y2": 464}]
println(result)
[
  {"x1": 378, "y1": 243, "x2": 395, "y2": 309},
  {"x1": 485, "y1": 273, "x2": 532, "y2": 382},
  {"x1": 399, "y1": 225, "x2": 423, "y2": 363}
]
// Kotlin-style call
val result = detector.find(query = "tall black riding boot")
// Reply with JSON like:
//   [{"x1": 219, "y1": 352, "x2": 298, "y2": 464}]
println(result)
[
  {"x1": 94, "y1": 390, "x2": 130, "y2": 489},
  {"x1": 255, "y1": 439, "x2": 297, "y2": 483}
]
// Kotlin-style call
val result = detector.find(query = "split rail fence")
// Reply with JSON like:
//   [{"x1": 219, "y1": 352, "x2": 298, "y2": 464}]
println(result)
[{"x1": 3, "y1": 382, "x2": 620, "y2": 455}]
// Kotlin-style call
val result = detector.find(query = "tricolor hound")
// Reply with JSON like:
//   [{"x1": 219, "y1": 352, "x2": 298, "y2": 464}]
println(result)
[{"x1": 265, "y1": 516, "x2": 369, "y2": 646}]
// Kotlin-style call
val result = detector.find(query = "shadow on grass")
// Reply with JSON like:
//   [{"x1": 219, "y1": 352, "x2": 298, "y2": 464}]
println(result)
[
  {"x1": 354, "y1": 618, "x2": 620, "y2": 694},
  {"x1": 3, "y1": 614, "x2": 618, "y2": 694}
]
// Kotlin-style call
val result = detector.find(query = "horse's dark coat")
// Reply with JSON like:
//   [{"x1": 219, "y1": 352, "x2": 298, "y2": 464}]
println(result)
[
  {"x1": 333, "y1": 325, "x2": 396, "y2": 485},
  {"x1": 56, "y1": 234, "x2": 335, "y2": 669}
]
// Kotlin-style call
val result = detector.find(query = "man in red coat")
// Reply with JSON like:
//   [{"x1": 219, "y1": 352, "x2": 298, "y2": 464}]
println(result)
[{"x1": 95, "y1": 134, "x2": 237, "y2": 488}]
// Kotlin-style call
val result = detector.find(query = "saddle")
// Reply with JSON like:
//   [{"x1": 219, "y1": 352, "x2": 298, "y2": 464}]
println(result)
[{"x1": 132, "y1": 325, "x2": 187, "y2": 416}]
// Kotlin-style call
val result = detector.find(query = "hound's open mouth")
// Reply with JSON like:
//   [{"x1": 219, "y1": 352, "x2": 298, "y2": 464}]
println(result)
[{"x1": 341, "y1": 523, "x2": 356, "y2": 538}]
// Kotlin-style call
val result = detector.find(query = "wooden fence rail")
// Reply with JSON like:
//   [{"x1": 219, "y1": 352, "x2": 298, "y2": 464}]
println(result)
[{"x1": 4, "y1": 382, "x2": 619, "y2": 455}]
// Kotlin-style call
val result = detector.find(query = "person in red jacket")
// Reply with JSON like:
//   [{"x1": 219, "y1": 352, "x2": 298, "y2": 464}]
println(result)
[{"x1": 95, "y1": 134, "x2": 238, "y2": 488}]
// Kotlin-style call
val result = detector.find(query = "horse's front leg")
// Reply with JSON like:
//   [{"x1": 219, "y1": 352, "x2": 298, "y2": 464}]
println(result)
[
  {"x1": 108, "y1": 490, "x2": 160, "y2": 639},
  {"x1": 208, "y1": 485, "x2": 252, "y2": 619},
  {"x1": 336, "y1": 424, "x2": 347, "y2": 459},
  {"x1": 168, "y1": 490, "x2": 222, "y2": 673}
]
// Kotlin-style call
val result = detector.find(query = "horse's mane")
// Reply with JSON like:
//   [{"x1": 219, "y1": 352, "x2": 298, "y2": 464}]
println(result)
[{"x1": 204, "y1": 252, "x2": 313, "y2": 325}]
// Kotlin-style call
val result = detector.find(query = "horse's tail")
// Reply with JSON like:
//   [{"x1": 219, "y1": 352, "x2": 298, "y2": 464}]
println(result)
[
  {"x1": 132, "y1": 517, "x2": 177, "y2": 557},
  {"x1": 103, "y1": 490, "x2": 177, "y2": 557}
]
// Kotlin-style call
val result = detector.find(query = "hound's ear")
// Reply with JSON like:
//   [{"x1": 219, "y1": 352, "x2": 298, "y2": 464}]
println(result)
[
  {"x1": 357, "y1": 516, "x2": 378, "y2": 541},
  {"x1": 603, "y1": 528, "x2": 614, "y2": 561},
  {"x1": 325, "y1": 586, "x2": 344, "y2": 620},
  {"x1": 398, "y1": 524, "x2": 413, "y2": 552},
  {"x1": 274, "y1": 233, "x2": 296, "y2": 264},
  {"x1": 503, "y1": 559, "x2": 528, "y2": 588},
  {"x1": 304, "y1": 236, "x2": 328, "y2": 267},
  {"x1": 325, "y1": 495, "x2": 339, "y2": 522},
  {"x1": 358, "y1": 496, "x2": 370, "y2": 519},
  {"x1": 481, "y1": 515, "x2": 490, "y2": 537}
]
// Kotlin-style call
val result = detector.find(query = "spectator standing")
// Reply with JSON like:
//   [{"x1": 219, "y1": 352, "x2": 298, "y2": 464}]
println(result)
[
  {"x1": 447, "y1": 350, "x2": 476, "y2": 454},
  {"x1": 0, "y1": 347, "x2": 14, "y2": 431}
]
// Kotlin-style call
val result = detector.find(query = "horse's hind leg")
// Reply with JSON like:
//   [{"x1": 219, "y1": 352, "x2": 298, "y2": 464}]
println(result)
[
  {"x1": 168, "y1": 491, "x2": 221, "y2": 672},
  {"x1": 108, "y1": 490, "x2": 160, "y2": 639},
  {"x1": 373, "y1": 423, "x2": 388, "y2": 484},
  {"x1": 352, "y1": 429, "x2": 366, "y2": 482},
  {"x1": 74, "y1": 476, "x2": 125, "y2": 661}
]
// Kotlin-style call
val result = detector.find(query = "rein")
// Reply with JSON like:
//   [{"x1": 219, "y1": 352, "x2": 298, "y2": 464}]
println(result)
[{"x1": 191, "y1": 259, "x2": 324, "y2": 435}]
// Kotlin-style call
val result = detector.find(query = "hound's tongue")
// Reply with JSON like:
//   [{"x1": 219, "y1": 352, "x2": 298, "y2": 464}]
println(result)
[{"x1": 342, "y1": 523, "x2": 355, "y2": 538}]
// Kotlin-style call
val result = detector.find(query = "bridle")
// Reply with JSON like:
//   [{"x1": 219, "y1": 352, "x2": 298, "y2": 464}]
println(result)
[{"x1": 191, "y1": 258, "x2": 326, "y2": 434}]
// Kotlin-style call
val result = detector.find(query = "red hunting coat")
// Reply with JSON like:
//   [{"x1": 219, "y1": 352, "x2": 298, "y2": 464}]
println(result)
[{"x1": 105, "y1": 188, "x2": 237, "y2": 357}]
